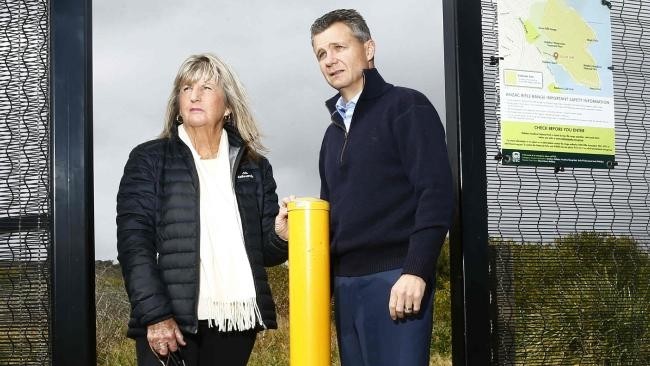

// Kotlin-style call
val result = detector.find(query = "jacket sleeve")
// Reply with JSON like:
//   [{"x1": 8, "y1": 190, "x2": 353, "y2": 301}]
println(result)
[
  {"x1": 116, "y1": 146, "x2": 173, "y2": 327},
  {"x1": 260, "y1": 159, "x2": 289, "y2": 266},
  {"x1": 393, "y1": 104, "x2": 454, "y2": 279}
]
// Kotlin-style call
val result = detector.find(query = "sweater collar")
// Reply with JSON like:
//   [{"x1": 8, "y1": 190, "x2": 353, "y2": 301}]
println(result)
[{"x1": 325, "y1": 68, "x2": 392, "y2": 113}]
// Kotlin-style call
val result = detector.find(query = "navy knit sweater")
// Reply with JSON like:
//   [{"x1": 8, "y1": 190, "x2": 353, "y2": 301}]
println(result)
[{"x1": 319, "y1": 68, "x2": 453, "y2": 279}]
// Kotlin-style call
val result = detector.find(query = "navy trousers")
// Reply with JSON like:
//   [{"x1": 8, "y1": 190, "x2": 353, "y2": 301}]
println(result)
[{"x1": 334, "y1": 268, "x2": 435, "y2": 366}]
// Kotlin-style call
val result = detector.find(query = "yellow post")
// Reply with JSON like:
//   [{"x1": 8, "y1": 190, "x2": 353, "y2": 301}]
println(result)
[{"x1": 288, "y1": 197, "x2": 330, "y2": 366}]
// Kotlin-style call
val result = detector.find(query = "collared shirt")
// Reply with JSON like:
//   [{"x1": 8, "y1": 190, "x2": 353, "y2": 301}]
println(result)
[{"x1": 335, "y1": 91, "x2": 362, "y2": 131}]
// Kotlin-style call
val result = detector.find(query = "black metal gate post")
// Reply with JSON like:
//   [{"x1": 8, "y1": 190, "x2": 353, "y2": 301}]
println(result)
[
  {"x1": 443, "y1": 0, "x2": 491, "y2": 364},
  {"x1": 51, "y1": 0, "x2": 95, "y2": 364}
]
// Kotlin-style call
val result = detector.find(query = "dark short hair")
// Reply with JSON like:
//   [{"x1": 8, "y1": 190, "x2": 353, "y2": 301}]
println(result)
[{"x1": 310, "y1": 9, "x2": 372, "y2": 43}]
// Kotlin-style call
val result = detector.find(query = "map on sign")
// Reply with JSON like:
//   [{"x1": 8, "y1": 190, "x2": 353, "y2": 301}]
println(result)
[
  {"x1": 499, "y1": 0, "x2": 613, "y2": 98},
  {"x1": 497, "y1": 0, "x2": 615, "y2": 169}
]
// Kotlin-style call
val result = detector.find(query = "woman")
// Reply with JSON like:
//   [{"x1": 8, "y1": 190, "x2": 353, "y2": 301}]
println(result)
[{"x1": 117, "y1": 53, "x2": 290, "y2": 366}]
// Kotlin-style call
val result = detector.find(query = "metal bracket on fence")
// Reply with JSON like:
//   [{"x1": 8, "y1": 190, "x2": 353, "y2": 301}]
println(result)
[
  {"x1": 554, "y1": 166, "x2": 565, "y2": 174},
  {"x1": 494, "y1": 152, "x2": 503, "y2": 161},
  {"x1": 490, "y1": 56, "x2": 504, "y2": 65},
  {"x1": 601, "y1": 0, "x2": 612, "y2": 10}
]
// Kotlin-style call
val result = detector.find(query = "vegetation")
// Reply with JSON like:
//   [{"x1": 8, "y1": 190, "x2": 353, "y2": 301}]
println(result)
[
  {"x1": 95, "y1": 242, "x2": 453, "y2": 365},
  {"x1": 95, "y1": 260, "x2": 134, "y2": 366},
  {"x1": 0, "y1": 261, "x2": 50, "y2": 364},
  {"x1": 492, "y1": 232, "x2": 650, "y2": 365},
  {"x1": 96, "y1": 233, "x2": 650, "y2": 365}
]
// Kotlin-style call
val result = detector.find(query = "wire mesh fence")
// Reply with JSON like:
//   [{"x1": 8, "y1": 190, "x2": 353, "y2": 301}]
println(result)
[
  {"x1": 482, "y1": 0, "x2": 650, "y2": 364},
  {"x1": 0, "y1": 0, "x2": 51, "y2": 364}
]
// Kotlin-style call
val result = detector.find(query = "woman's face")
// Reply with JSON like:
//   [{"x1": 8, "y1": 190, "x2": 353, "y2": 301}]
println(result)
[{"x1": 178, "y1": 78, "x2": 229, "y2": 129}]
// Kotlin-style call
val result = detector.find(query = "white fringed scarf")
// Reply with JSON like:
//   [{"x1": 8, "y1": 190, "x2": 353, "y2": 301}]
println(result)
[{"x1": 178, "y1": 125, "x2": 262, "y2": 331}]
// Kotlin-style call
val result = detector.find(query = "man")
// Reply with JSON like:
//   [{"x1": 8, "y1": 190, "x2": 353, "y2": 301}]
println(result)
[{"x1": 310, "y1": 9, "x2": 453, "y2": 365}]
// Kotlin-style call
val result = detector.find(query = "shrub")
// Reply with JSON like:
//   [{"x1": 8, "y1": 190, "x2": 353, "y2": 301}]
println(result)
[
  {"x1": 95, "y1": 261, "x2": 135, "y2": 366},
  {"x1": 492, "y1": 232, "x2": 650, "y2": 365}
]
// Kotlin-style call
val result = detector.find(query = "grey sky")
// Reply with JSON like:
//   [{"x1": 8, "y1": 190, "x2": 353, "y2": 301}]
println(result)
[{"x1": 93, "y1": 0, "x2": 446, "y2": 259}]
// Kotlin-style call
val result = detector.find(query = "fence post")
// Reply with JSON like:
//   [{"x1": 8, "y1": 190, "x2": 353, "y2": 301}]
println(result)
[
  {"x1": 443, "y1": 0, "x2": 491, "y2": 364},
  {"x1": 51, "y1": 0, "x2": 95, "y2": 364}
]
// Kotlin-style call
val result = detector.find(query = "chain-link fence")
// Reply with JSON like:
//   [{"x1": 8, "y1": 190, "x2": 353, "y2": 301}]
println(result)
[
  {"x1": 482, "y1": 0, "x2": 650, "y2": 364},
  {"x1": 0, "y1": 0, "x2": 51, "y2": 364}
]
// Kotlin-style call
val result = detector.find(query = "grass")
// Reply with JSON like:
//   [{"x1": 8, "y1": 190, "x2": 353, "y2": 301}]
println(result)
[
  {"x1": 96, "y1": 234, "x2": 650, "y2": 365},
  {"x1": 95, "y1": 261, "x2": 136, "y2": 366},
  {"x1": 0, "y1": 260, "x2": 51, "y2": 364},
  {"x1": 96, "y1": 243, "x2": 453, "y2": 365}
]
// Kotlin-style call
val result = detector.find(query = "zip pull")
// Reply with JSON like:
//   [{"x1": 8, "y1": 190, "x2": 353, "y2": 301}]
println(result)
[{"x1": 340, "y1": 131, "x2": 349, "y2": 165}]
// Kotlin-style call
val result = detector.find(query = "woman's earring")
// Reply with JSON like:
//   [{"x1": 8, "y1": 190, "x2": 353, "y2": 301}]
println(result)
[
  {"x1": 224, "y1": 114, "x2": 232, "y2": 123},
  {"x1": 175, "y1": 114, "x2": 183, "y2": 124}
]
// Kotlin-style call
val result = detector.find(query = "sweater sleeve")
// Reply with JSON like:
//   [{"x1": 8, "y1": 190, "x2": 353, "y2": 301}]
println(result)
[
  {"x1": 319, "y1": 133, "x2": 330, "y2": 201},
  {"x1": 393, "y1": 104, "x2": 454, "y2": 279},
  {"x1": 116, "y1": 147, "x2": 173, "y2": 327}
]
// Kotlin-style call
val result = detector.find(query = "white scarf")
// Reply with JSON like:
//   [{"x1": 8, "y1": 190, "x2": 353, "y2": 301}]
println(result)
[{"x1": 178, "y1": 125, "x2": 262, "y2": 331}]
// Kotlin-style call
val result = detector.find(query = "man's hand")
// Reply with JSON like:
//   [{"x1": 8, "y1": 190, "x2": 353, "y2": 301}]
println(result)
[
  {"x1": 275, "y1": 195, "x2": 295, "y2": 241},
  {"x1": 147, "y1": 318, "x2": 186, "y2": 356},
  {"x1": 388, "y1": 274, "x2": 426, "y2": 320}
]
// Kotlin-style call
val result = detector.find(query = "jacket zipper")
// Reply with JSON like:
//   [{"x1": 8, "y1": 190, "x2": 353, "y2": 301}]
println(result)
[
  {"x1": 230, "y1": 146, "x2": 268, "y2": 331},
  {"x1": 230, "y1": 145, "x2": 244, "y2": 184},
  {"x1": 331, "y1": 117, "x2": 348, "y2": 165}
]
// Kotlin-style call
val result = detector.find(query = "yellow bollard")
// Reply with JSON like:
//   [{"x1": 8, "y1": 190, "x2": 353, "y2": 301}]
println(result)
[{"x1": 288, "y1": 197, "x2": 330, "y2": 366}]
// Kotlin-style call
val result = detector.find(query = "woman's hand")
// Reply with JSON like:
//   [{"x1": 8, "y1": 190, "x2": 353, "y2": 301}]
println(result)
[
  {"x1": 275, "y1": 195, "x2": 295, "y2": 241},
  {"x1": 147, "y1": 318, "x2": 186, "y2": 357}
]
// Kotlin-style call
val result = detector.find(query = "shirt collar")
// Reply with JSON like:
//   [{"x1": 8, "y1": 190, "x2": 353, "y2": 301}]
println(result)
[
  {"x1": 335, "y1": 91, "x2": 362, "y2": 115},
  {"x1": 326, "y1": 68, "x2": 392, "y2": 115}
]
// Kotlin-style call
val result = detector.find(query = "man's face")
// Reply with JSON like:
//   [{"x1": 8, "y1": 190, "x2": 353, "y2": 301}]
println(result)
[{"x1": 312, "y1": 22, "x2": 375, "y2": 100}]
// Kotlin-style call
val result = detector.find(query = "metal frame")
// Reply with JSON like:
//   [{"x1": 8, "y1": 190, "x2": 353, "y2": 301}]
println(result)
[
  {"x1": 44, "y1": 0, "x2": 492, "y2": 364},
  {"x1": 0, "y1": 214, "x2": 48, "y2": 235},
  {"x1": 443, "y1": 0, "x2": 491, "y2": 364},
  {"x1": 50, "y1": 0, "x2": 95, "y2": 364}
]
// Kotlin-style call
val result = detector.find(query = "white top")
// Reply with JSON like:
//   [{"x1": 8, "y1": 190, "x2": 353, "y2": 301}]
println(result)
[{"x1": 178, "y1": 125, "x2": 262, "y2": 331}]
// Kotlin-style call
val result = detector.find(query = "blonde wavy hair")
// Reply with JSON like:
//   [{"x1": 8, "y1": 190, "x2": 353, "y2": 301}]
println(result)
[{"x1": 161, "y1": 53, "x2": 266, "y2": 155}]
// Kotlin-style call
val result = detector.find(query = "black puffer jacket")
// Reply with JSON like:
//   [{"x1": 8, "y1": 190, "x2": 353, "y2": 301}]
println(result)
[{"x1": 116, "y1": 124, "x2": 288, "y2": 338}]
